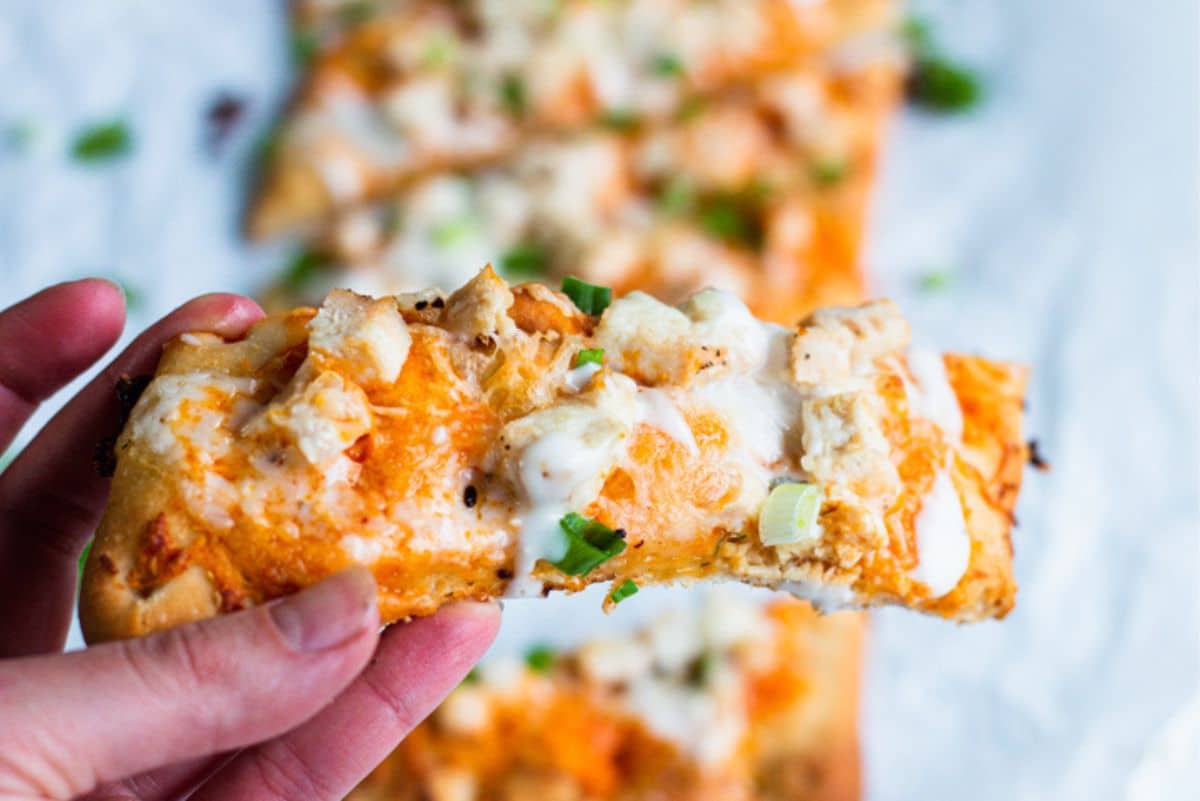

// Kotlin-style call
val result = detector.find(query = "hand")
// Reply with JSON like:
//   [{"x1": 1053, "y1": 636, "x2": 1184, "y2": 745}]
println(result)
[{"x1": 0, "y1": 280, "x2": 500, "y2": 801}]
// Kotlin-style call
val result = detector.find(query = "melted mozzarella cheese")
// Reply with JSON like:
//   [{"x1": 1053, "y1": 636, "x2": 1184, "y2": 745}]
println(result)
[{"x1": 130, "y1": 373, "x2": 255, "y2": 461}]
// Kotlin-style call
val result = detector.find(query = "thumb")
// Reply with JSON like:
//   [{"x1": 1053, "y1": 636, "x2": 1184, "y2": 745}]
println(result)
[{"x1": 0, "y1": 568, "x2": 379, "y2": 800}]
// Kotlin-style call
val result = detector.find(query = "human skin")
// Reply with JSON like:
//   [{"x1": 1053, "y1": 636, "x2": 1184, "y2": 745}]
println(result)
[{"x1": 0, "y1": 279, "x2": 500, "y2": 801}]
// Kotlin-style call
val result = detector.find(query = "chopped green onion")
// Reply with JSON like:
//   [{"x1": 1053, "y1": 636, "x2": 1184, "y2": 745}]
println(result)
[
  {"x1": 650, "y1": 53, "x2": 684, "y2": 77},
  {"x1": 78, "y1": 539, "x2": 92, "y2": 585},
  {"x1": 430, "y1": 216, "x2": 476, "y2": 247},
  {"x1": 525, "y1": 644, "x2": 556, "y2": 672},
  {"x1": 810, "y1": 159, "x2": 849, "y2": 188},
  {"x1": 657, "y1": 177, "x2": 694, "y2": 215},
  {"x1": 71, "y1": 120, "x2": 133, "y2": 163},
  {"x1": 500, "y1": 242, "x2": 548, "y2": 278},
  {"x1": 609, "y1": 579, "x2": 638, "y2": 604},
  {"x1": 551, "y1": 512, "x2": 626, "y2": 576},
  {"x1": 421, "y1": 32, "x2": 458, "y2": 68},
  {"x1": 908, "y1": 56, "x2": 981, "y2": 112},
  {"x1": 758, "y1": 482, "x2": 823, "y2": 546},
  {"x1": 561, "y1": 277, "x2": 612, "y2": 316},
  {"x1": 574, "y1": 348, "x2": 604, "y2": 368},
  {"x1": 675, "y1": 96, "x2": 707, "y2": 122},
  {"x1": 282, "y1": 248, "x2": 329, "y2": 291},
  {"x1": 600, "y1": 109, "x2": 640, "y2": 132},
  {"x1": 698, "y1": 195, "x2": 762, "y2": 249},
  {"x1": 500, "y1": 74, "x2": 527, "y2": 117},
  {"x1": 918, "y1": 269, "x2": 954, "y2": 292},
  {"x1": 460, "y1": 667, "x2": 480, "y2": 685},
  {"x1": 901, "y1": 16, "x2": 982, "y2": 114},
  {"x1": 291, "y1": 29, "x2": 320, "y2": 66}
]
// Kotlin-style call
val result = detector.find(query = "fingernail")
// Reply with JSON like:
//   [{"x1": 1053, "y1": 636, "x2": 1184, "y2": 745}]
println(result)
[
  {"x1": 446, "y1": 600, "x2": 503, "y2": 618},
  {"x1": 190, "y1": 293, "x2": 265, "y2": 338},
  {"x1": 269, "y1": 567, "x2": 378, "y2": 652}
]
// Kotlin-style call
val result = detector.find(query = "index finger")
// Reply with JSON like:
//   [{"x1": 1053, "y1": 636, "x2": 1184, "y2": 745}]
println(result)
[
  {"x1": 0, "y1": 293, "x2": 264, "y2": 658},
  {"x1": 0, "y1": 279, "x2": 125, "y2": 453}
]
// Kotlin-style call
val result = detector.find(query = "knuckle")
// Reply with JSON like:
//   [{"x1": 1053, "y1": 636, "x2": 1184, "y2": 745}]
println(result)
[
  {"x1": 116, "y1": 625, "x2": 237, "y2": 749},
  {"x1": 124, "y1": 626, "x2": 208, "y2": 694},
  {"x1": 361, "y1": 664, "x2": 423, "y2": 736},
  {"x1": 251, "y1": 739, "x2": 339, "y2": 801}
]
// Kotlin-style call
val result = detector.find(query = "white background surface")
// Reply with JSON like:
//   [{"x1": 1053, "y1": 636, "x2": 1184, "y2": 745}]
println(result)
[{"x1": 0, "y1": 1, "x2": 1196, "y2": 798}]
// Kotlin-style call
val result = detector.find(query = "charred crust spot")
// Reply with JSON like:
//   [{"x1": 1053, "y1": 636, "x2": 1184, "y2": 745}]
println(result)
[
  {"x1": 116, "y1": 375, "x2": 152, "y2": 414},
  {"x1": 219, "y1": 587, "x2": 247, "y2": 613},
  {"x1": 496, "y1": 568, "x2": 514, "y2": 580},
  {"x1": 414, "y1": 300, "x2": 429, "y2": 311},
  {"x1": 463, "y1": 484, "x2": 478, "y2": 508},
  {"x1": 94, "y1": 374, "x2": 153, "y2": 476},
  {"x1": 346, "y1": 434, "x2": 372, "y2": 463},
  {"x1": 1027, "y1": 438, "x2": 1051, "y2": 472},
  {"x1": 93, "y1": 436, "x2": 118, "y2": 477},
  {"x1": 613, "y1": 528, "x2": 627, "y2": 540},
  {"x1": 633, "y1": 541, "x2": 644, "y2": 549},
  {"x1": 540, "y1": 585, "x2": 552, "y2": 598},
  {"x1": 98, "y1": 553, "x2": 118, "y2": 575},
  {"x1": 431, "y1": 296, "x2": 445, "y2": 309},
  {"x1": 130, "y1": 514, "x2": 188, "y2": 594},
  {"x1": 472, "y1": 333, "x2": 497, "y2": 352}
]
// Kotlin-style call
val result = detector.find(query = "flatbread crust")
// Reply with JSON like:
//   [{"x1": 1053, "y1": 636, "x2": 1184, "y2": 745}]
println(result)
[
  {"x1": 80, "y1": 268, "x2": 1026, "y2": 643},
  {"x1": 347, "y1": 597, "x2": 864, "y2": 801}
]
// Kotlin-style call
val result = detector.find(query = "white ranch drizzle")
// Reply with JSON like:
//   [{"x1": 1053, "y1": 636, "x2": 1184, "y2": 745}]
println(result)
[
  {"x1": 506, "y1": 428, "x2": 615, "y2": 598},
  {"x1": 906, "y1": 348, "x2": 963, "y2": 441},
  {"x1": 564, "y1": 361, "x2": 602, "y2": 392},
  {"x1": 636, "y1": 388, "x2": 698, "y2": 456},
  {"x1": 782, "y1": 579, "x2": 860, "y2": 612},
  {"x1": 908, "y1": 468, "x2": 971, "y2": 597},
  {"x1": 904, "y1": 348, "x2": 971, "y2": 597}
]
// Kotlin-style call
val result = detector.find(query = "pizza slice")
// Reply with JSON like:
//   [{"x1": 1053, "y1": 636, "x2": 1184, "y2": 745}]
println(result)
[
  {"x1": 80, "y1": 267, "x2": 1027, "y2": 643},
  {"x1": 266, "y1": 50, "x2": 903, "y2": 326},
  {"x1": 249, "y1": 0, "x2": 903, "y2": 238},
  {"x1": 348, "y1": 593, "x2": 863, "y2": 801}
]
